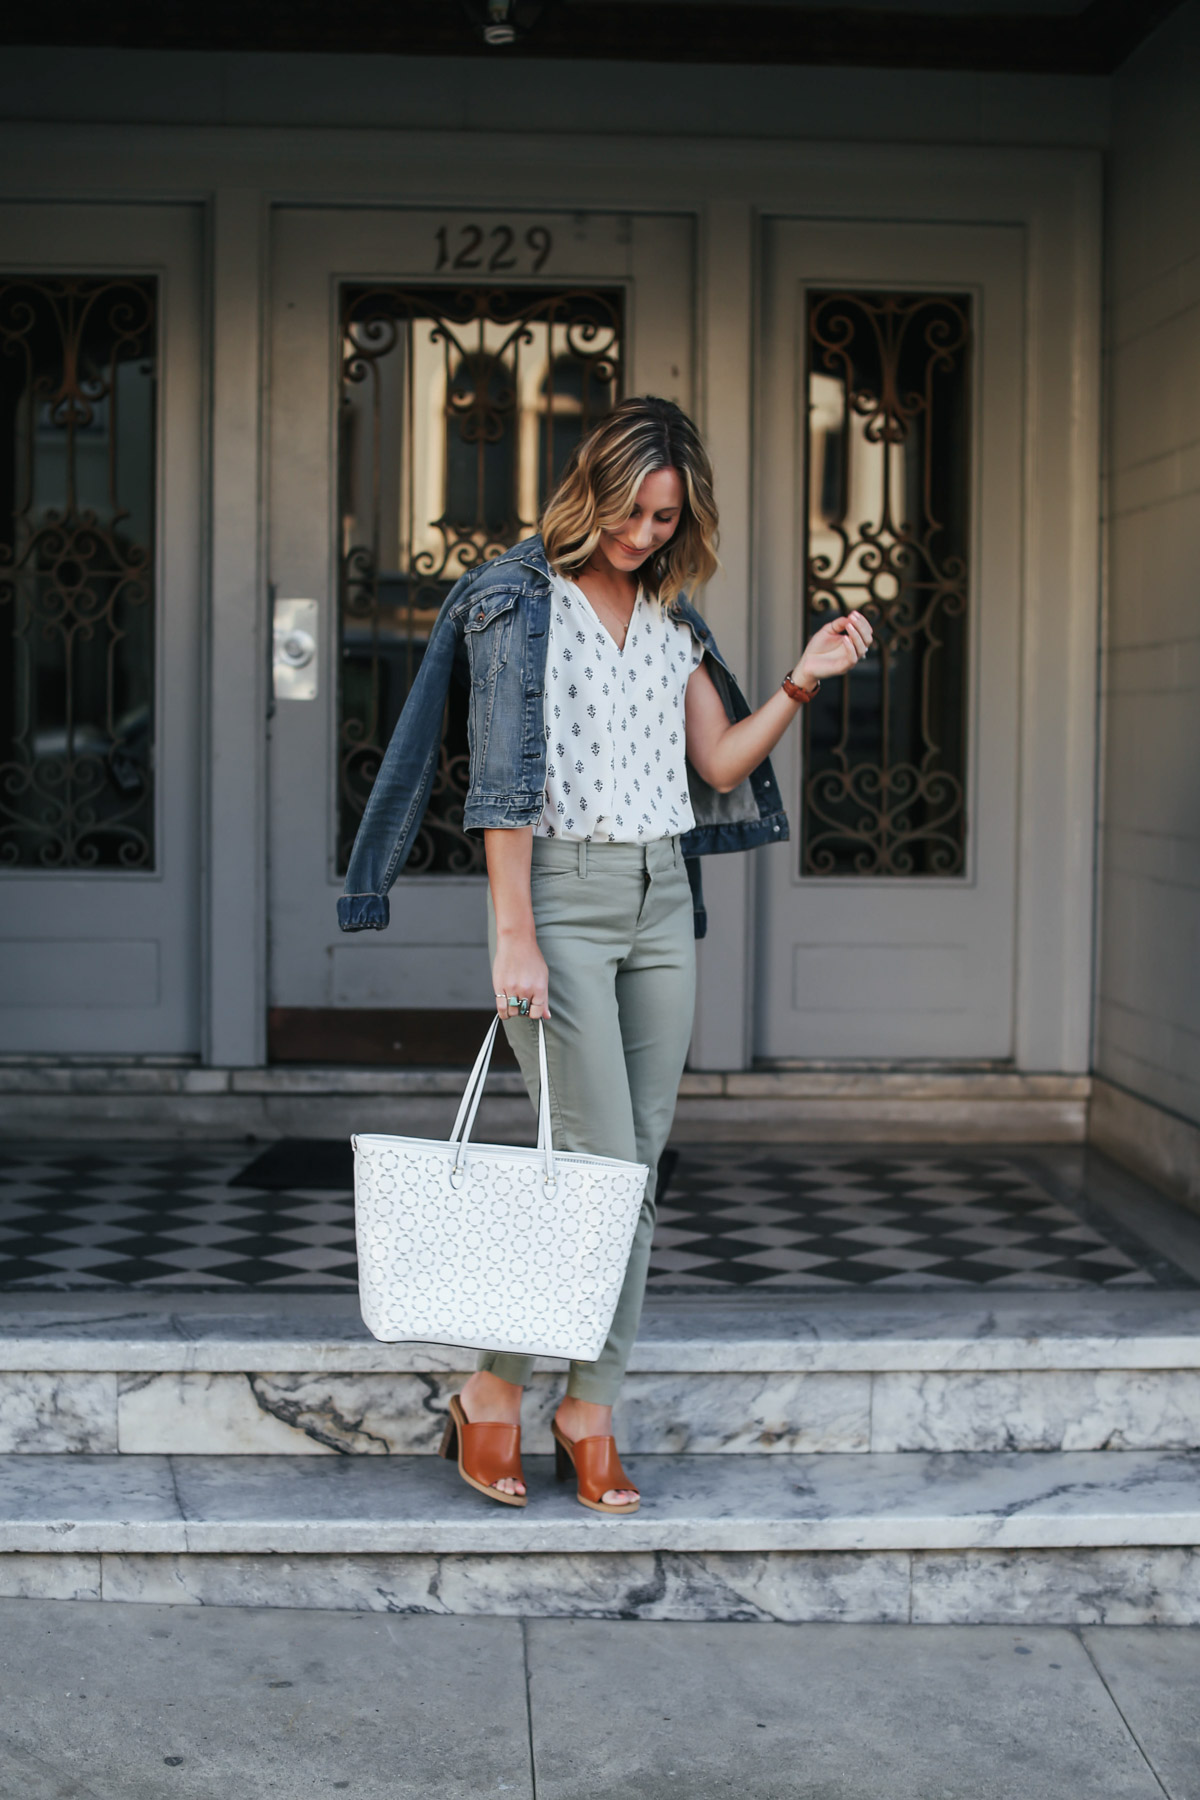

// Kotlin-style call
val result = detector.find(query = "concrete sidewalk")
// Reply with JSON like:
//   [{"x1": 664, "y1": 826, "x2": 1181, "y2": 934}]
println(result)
[{"x1": 0, "y1": 1601, "x2": 1196, "y2": 1799}]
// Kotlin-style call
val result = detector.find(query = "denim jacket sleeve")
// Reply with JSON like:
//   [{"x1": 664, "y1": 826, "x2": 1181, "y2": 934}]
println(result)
[{"x1": 336, "y1": 586, "x2": 463, "y2": 932}]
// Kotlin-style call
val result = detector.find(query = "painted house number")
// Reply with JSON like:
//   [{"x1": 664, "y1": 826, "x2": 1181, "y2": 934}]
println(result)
[{"x1": 433, "y1": 223, "x2": 553, "y2": 274}]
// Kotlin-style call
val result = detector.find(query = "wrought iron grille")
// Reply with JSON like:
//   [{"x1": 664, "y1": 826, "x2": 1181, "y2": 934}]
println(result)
[
  {"x1": 802, "y1": 290, "x2": 971, "y2": 876},
  {"x1": 337, "y1": 283, "x2": 622, "y2": 874},
  {"x1": 0, "y1": 276, "x2": 157, "y2": 870}
]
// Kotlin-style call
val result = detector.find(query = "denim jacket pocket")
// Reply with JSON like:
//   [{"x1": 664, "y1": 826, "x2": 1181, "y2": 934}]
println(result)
[
  {"x1": 466, "y1": 591, "x2": 528, "y2": 785},
  {"x1": 463, "y1": 590, "x2": 519, "y2": 685}
]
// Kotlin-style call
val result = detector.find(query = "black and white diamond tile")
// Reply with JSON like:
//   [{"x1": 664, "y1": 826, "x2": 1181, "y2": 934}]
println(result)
[
  {"x1": 0, "y1": 1147, "x2": 359, "y2": 1289},
  {"x1": 0, "y1": 1141, "x2": 1189, "y2": 1291},
  {"x1": 646, "y1": 1149, "x2": 1178, "y2": 1289}
]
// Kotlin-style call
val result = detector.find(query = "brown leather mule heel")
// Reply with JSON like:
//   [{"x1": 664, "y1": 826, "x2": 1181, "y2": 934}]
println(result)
[
  {"x1": 551, "y1": 1419, "x2": 640, "y2": 1515},
  {"x1": 439, "y1": 1393, "x2": 527, "y2": 1507}
]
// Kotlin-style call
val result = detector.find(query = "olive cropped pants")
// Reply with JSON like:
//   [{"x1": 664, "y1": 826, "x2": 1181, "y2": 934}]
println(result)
[{"x1": 478, "y1": 834, "x2": 696, "y2": 1406}]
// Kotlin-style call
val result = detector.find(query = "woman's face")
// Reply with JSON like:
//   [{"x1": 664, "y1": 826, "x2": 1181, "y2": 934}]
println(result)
[{"x1": 594, "y1": 465, "x2": 685, "y2": 576}]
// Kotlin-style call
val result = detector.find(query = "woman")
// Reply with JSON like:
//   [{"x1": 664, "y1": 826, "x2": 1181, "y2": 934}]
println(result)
[{"x1": 339, "y1": 396, "x2": 871, "y2": 1513}]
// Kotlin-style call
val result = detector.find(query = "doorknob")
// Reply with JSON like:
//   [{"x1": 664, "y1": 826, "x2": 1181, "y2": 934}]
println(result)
[
  {"x1": 273, "y1": 598, "x2": 319, "y2": 701},
  {"x1": 279, "y1": 627, "x2": 316, "y2": 669}
]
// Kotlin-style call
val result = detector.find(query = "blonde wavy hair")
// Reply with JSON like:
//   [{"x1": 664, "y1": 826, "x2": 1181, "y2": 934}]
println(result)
[{"x1": 540, "y1": 396, "x2": 719, "y2": 606}]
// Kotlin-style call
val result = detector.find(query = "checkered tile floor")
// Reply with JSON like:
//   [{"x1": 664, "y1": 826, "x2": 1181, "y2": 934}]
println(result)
[
  {"x1": 0, "y1": 1141, "x2": 1188, "y2": 1292},
  {"x1": 652, "y1": 1148, "x2": 1181, "y2": 1289}
]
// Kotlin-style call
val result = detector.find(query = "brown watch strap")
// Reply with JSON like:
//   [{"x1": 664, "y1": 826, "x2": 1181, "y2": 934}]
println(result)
[{"x1": 781, "y1": 671, "x2": 819, "y2": 703}]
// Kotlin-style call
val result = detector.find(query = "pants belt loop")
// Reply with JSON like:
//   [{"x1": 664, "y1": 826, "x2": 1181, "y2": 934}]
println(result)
[{"x1": 578, "y1": 839, "x2": 587, "y2": 879}]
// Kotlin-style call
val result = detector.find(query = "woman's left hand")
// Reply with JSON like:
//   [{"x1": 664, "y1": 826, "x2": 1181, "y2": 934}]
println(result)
[
  {"x1": 684, "y1": 605, "x2": 875, "y2": 797},
  {"x1": 793, "y1": 609, "x2": 873, "y2": 689}
]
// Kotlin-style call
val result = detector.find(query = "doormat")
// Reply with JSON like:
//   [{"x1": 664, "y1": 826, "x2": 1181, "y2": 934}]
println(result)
[{"x1": 231, "y1": 1138, "x2": 680, "y2": 1201}]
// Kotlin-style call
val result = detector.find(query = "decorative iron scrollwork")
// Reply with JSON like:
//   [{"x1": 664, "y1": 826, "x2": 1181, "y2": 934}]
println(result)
[
  {"x1": 802, "y1": 290, "x2": 971, "y2": 877},
  {"x1": 337, "y1": 283, "x2": 622, "y2": 874},
  {"x1": 0, "y1": 276, "x2": 157, "y2": 870}
]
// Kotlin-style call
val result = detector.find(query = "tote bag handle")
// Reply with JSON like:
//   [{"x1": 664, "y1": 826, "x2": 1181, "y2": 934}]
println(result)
[{"x1": 448, "y1": 1017, "x2": 556, "y2": 1194}]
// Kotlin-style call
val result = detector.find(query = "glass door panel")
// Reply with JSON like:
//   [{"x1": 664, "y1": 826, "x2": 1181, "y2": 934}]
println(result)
[{"x1": 337, "y1": 283, "x2": 622, "y2": 876}]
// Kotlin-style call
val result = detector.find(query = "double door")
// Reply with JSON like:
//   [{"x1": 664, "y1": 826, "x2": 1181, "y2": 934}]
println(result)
[{"x1": 269, "y1": 206, "x2": 1028, "y2": 1065}]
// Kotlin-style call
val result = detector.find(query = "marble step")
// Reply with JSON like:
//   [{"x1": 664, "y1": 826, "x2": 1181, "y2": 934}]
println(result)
[
  {"x1": 1, "y1": 1448, "x2": 1198, "y2": 1625},
  {"x1": 0, "y1": 1061, "x2": 1090, "y2": 1141},
  {"x1": 2, "y1": 1291, "x2": 1200, "y2": 1457}
]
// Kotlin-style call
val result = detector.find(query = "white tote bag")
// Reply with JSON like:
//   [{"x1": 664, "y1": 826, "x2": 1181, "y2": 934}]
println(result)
[{"x1": 353, "y1": 1017, "x2": 649, "y2": 1361}]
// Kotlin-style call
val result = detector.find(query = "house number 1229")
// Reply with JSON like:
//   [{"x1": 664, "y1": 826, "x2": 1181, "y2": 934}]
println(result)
[{"x1": 433, "y1": 224, "x2": 553, "y2": 274}]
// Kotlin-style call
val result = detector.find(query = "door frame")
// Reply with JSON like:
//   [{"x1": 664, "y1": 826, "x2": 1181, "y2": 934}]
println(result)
[
  {"x1": 264, "y1": 204, "x2": 696, "y2": 1054},
  {"x1": 699, "y1": 161, "x2": 1100, "y2": 1077},
  {"x1": 751, "y1": 219, "x2": 1026, "y2": 1063},
  {"x1": 0, "y1": 127, "x2": 1101, "y2": 1073}
]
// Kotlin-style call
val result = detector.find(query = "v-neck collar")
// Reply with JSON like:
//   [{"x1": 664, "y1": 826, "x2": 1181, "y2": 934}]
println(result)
[{"x1": 562, "y1": 574, "x2": 640, "y2": 658}]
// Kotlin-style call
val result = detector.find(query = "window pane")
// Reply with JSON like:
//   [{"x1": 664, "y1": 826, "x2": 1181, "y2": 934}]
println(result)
[
  {"x1": 0, "y1": 277, "x2": 157, "y2": 870},
  {"x1": 802, "y1": 290, "x2": 971, "y2": 877},
  {"x1": 337, "y1": 284, "x2": 622, "y2": 875}
]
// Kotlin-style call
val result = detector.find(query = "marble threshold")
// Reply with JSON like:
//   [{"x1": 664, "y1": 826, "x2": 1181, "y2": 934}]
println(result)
[
  {"x1": 0, "y1": 1449, "x2": 1196, "y2": 1558},
  {"x1": 2, "y1": 1290, "x2": 1197, "y2": 1375},
  {"x1": 0, "y1": 1061, "x2": 1089, "y2": 1100},
  {"x1": 0, "y1": 1063, "x2": 1090, "y2": 1142}
]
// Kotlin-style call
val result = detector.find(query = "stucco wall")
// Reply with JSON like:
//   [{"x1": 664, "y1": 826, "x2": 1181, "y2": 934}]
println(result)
[{"x1": 1096, "y1": 0, "x2": 1200, "y2": 1127}]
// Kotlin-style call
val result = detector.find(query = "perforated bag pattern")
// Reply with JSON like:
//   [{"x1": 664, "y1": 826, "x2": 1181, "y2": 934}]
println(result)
[{"x1": 353, "y1": 1020, "x2": 648, "y2": 1362}]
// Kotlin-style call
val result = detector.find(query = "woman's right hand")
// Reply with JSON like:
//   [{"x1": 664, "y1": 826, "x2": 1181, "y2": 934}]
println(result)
[{"x1": 492, "y1": 927, "x2": 551, "y2": 1022}]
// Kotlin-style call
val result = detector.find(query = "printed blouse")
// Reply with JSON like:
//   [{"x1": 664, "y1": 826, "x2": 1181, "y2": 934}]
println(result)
[{"x1": 536, "y1": 571, "x2": 704, "y2": 842}]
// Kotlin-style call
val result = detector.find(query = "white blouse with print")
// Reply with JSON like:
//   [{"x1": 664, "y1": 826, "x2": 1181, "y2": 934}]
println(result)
[{"x1": 536, "y1": 572, "x2": 704, "y2": 843}]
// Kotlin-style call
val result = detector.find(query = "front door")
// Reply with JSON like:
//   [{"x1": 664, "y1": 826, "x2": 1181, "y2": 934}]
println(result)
[
  {"x1": 756, "y1": 220, "x2": 1024, "y2": 1061},
  {"x1": 267, "y1": 207, "x2": 694, "y2": 1062},
  {"x1": 0, "y1": 204, "x2": 203, "y2": 1054}
]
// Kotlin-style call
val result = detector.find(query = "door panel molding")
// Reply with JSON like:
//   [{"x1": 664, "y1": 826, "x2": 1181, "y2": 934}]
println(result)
[{"x1": 206, "y1": 187, "x2": 270, "y2": 1068}]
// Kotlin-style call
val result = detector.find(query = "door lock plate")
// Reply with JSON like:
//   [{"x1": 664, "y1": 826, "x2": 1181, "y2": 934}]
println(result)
[{"x1": 273, "y1": 598, "x2": 319, "y2": 700}]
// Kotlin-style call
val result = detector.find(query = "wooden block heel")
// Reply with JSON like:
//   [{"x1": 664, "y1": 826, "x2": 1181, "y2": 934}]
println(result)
[{"x1": 551, "y1": 1419, "x2": 640, "y2": 1515}]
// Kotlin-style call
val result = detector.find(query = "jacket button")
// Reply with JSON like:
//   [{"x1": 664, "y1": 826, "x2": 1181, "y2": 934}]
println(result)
[{"x1": 476, "y1": 611, "x2": 485, "y2": 621}]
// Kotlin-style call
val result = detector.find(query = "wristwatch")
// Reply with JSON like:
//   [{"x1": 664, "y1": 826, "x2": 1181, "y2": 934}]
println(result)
[{"x1": 781, "y1": 671, "x2": 820, "y2": 703}]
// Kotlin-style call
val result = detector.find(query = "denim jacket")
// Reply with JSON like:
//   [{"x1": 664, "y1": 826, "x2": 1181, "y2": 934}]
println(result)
[{"x1": 338, "y1": 536, "x2": 789, "y2": 939}]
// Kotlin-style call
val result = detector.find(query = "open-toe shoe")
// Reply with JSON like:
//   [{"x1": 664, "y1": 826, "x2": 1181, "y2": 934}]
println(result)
[
  {"x1": 551, "y1": 1418, "x2": 640, "y2": 1514},
  {"x1": 439, "y1": 1392, "x2": 527, "y2": 1507}
]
